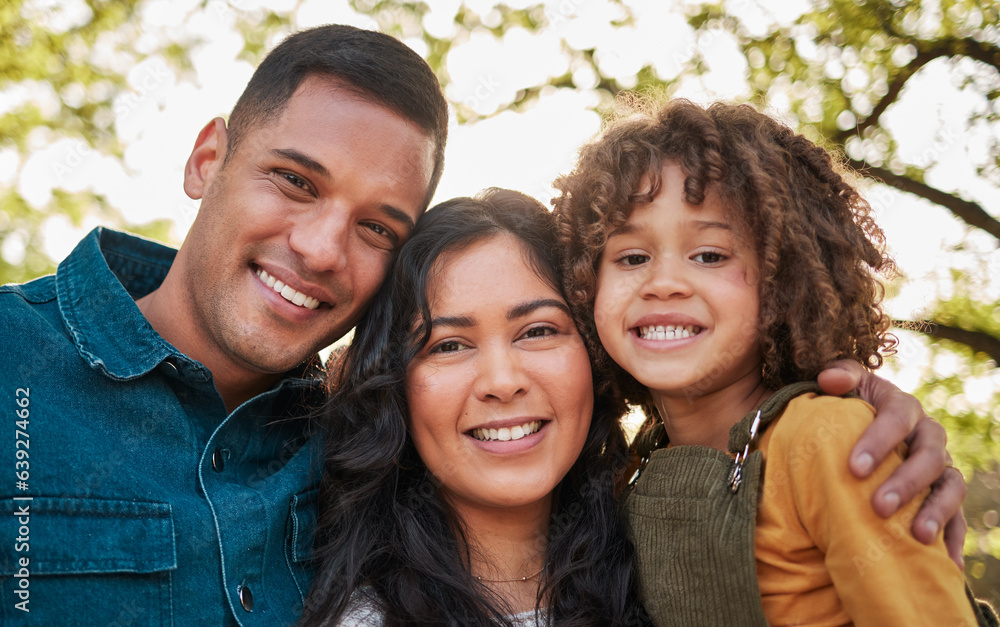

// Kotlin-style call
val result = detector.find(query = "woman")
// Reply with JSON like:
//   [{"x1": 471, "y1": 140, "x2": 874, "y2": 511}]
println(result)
[{"x1": 300, "y1": 189, "x2": 645, "y2": 625}]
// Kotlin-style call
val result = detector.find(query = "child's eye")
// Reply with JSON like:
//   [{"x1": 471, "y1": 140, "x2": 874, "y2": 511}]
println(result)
[
  {"x1": 618, "y1": 253, "x2": 649, "y2": 267},
  {"x1": 693, "y1": 251, "x2": 727, "y2": 264}
]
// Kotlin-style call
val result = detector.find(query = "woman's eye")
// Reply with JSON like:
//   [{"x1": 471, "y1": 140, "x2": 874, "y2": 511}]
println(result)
[
  {"x1": 693, "y1": 251, "x2": 726, "y2": 264},
  {"x1": 522, "y1": 326, "x2": 556, "y2": 339},
  {"x1": 432, "y1": 340, "x2": 466, "y2": 354}
]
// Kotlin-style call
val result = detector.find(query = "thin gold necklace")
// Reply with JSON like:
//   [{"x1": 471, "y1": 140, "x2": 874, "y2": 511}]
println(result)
[{"x1": 474, "y1": 566, "x2": 544, "y2": 584}]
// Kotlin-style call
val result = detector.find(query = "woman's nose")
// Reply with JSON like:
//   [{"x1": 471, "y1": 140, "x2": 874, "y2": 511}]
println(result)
[{"x1": 473, "y1": 344, "x2": 529, "y2": 403}]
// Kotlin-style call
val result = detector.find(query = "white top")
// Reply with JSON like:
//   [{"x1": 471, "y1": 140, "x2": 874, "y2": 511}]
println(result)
[{"x1": 334, "y1": 589, "x2": 547, "y2": 626}]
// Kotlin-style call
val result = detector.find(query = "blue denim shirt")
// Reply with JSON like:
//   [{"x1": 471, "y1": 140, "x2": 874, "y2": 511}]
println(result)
[{"x1": 0, "y1": 228, "x2": 323, "y2": 625}]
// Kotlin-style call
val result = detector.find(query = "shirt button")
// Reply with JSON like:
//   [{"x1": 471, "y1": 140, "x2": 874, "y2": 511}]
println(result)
[
  {"x1": 211, "y1": 448, "x2": 228, "y2": 472},
  {"x1": 163, "y1": 359, "x2": 179, "y2": 373},
  {"x1": 238, "y1": 584, "x2": 254, "y2": 612}
]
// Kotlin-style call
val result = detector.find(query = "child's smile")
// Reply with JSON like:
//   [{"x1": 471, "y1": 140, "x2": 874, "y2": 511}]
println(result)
[
  {"x1": 594, "y1": 162, "x2": 763, "y2": 412},
  {"x1": 635, "y1": 324, "x2": 703, "y2": 341}
]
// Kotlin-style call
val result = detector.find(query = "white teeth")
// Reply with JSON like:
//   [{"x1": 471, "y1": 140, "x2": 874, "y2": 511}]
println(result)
[
  {"x1": 472, "y1": 421, "x2": 542, "y2": 442},
  {"x1": 256, "y1": 269, "x2": 320, "y2": 310},
  {"x1": 638, "y1": 324, "x2": 701, "y2": 340}
]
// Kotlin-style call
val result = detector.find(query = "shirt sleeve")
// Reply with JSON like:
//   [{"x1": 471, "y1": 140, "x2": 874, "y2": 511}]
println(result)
[{"x1": 770, "y1": 394, "x2": 978, "y2": 627}]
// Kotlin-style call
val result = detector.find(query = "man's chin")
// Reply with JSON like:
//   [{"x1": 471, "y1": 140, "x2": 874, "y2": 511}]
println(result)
[{"x1": 224, "y1": 340, "x2": 321, "y2": 378}]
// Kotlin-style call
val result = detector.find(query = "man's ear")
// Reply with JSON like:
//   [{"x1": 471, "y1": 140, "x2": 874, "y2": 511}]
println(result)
[{"x1": 183, "y1": 117, "x2": 228, "y2": 200}]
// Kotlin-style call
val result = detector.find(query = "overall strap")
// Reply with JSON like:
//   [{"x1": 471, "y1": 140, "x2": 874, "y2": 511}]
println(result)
[{"x1": 728, "y1": 381, "x2": 823, "y2": 454}]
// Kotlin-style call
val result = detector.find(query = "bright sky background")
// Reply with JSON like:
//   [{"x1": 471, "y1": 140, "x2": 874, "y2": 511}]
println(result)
[{"x1": 3, "y1": 0, "x2": 999, "y2": 413}]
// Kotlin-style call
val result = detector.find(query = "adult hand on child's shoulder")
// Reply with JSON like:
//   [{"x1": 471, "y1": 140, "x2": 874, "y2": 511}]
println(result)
[{"x1": 817, "y1": 359, "x2": 967, "y2": 570}]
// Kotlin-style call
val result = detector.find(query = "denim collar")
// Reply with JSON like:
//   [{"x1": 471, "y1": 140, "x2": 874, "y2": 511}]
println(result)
[
  {"x1": 55, "y1": 227, "x2": 325, "y2": 387},
  {"x1": 57, "y1": 227, "x2": 182, "y2": 380}
]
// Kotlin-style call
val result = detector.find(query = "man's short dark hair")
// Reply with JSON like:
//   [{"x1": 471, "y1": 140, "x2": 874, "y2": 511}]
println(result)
[{"x1": 226, "y1": 24, "x2": 449, "y2": 206}]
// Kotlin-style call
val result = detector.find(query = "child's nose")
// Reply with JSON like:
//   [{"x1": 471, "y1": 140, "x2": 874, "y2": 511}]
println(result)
[{"x1": 641, "y1": 256, "x2": 693, "y2": 300}]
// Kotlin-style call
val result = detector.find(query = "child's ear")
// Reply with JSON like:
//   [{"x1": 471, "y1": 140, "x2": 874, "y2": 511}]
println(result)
[{"x1": 183, "y1": 117, "x2": 228, "y2": 200}]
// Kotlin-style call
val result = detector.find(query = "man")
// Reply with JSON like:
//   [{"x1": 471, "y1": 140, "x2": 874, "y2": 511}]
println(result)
[
  {"x1": 0, "y1": 23, "x2": 965, "y2": 626},
  {"x1": 0, "y1": 25, "x2": 445, "y2": 626}
]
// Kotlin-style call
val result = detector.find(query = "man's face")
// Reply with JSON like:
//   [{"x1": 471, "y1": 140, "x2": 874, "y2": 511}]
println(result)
[{"x1": 180, "y1": 75, "x2": 435, "y2": 376}]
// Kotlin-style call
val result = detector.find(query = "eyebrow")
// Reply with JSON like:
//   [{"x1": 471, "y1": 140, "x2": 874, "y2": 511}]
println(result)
[
  {"x1": 692, "y1": 220, "x2": 733, "y2": 231},
  {"x1": 272, "y1": 148, "x2": 330, "y2": 178},
  {"x1": 379, "y1": 204, "x2": 417, "y2": 232},
  {"x1": 428, "y1": 314, "x2": 476, "y2": 329},
  {"x1": 428, "y1": 299, "x2": 571, "y2": 328},
  {"x1": 272, "y1": 148, "x2": 417, "y2": 232},
  {"x1": 607, "y1": 223, "x2": 638, "y2": 238},
  {"x1": 507, "y1": 298, "x2": 571, "y2": 321}
]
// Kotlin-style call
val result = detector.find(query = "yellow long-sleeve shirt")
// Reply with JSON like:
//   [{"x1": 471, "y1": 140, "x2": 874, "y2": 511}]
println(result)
[{"x1": 755, "y1": 393, "x2": 977, "y2": 626}]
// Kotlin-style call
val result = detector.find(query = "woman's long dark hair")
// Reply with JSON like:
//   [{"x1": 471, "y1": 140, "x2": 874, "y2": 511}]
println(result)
[{"x1": 299, "y1": 188, "x2": 645, "y2": 626}]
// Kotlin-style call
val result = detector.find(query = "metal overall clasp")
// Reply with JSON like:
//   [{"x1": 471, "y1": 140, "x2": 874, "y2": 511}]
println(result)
[{"x1": 727, "y1": 410, "x2": 761, "y2": 493}]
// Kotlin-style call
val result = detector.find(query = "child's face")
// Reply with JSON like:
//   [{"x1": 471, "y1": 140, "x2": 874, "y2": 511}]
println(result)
[{"x1": 593, "y1": 162, "x2": 763, "y2": 400}]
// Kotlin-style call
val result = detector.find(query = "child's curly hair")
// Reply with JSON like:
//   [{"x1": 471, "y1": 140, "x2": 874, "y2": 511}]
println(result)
[{"x1": 552, "y1": 97, "x2": 897, "y2": 412}]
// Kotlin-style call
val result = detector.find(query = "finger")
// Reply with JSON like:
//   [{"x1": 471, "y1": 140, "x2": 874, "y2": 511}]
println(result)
[
  {"x1": 816, "y1": 359, "x2": 862, "y2": 396},
  {"x1": 941, "y1": 503, "x2": 968, "y2": 570},
  {"x1": 870, "y1": 419, "x2": 948, "y2": 517},
  {"x1": 910, "y1": 467, "x2": 968, "y2": 568},
  {"x1": 818, "y1": 362, "x2": 926, "y2": 477},
  {"x1": 850, "y1": 383, "x2": 926, "y2": 477}
]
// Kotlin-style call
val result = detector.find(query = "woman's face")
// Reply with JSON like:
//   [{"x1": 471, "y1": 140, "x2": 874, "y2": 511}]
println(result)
[{"x1": 405, "y1": 234, "x2": 594, "y2": 515}]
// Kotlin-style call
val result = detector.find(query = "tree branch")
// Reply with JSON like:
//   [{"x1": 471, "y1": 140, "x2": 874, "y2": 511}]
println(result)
[
  {"x1": 893, "y1": 319, "x2": 1000, "y2": 365},
  {"x1": 835, "y1": 37, "x2": 1000, "y2": 144},
  {"x1": 846, "y1": 159, "x2": 1000, "y2": 240},
  {"x1": 837, "y1": 50, "x2": 936, "y2": 143},
  {"x1": 917, "y1": 36, "x2": 1000, "y2": 73}
]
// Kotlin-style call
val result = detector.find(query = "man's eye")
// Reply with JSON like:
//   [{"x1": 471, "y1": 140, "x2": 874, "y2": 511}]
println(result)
[
  {"x1": 361, "y1": 222, "x2": 398, "y2": 249},
  {"x1": 280, "y1": 172, "x2": 309, "y2": 190}
]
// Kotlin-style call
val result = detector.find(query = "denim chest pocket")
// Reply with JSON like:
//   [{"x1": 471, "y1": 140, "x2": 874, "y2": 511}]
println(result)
[{"x1": 0, "y1": 497, "x2": 176, "y2": 625}]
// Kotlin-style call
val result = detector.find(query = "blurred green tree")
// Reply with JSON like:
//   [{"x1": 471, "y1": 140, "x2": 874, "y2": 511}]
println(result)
[{"x1": 0, "y1": 0, "x2": 180, "y2": 283}]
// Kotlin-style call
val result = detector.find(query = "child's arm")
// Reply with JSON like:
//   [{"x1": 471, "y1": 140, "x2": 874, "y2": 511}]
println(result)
[
  {"x1": 772, "y1": 394, "x2": 977, "y2": 626},
  {"x1": 817, "y1": 359, "x2": 966, "y2": 566}
]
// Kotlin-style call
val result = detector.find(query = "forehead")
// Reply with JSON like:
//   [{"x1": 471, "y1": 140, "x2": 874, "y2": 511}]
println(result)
[
  {"x1": 628, "y1": 163, "x2": 734, "y2": 220},
  {"x1": 427, "y1": 235, "x2": 560, "y2": 309}
]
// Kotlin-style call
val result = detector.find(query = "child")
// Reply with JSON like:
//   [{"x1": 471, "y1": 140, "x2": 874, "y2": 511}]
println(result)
[{"x1": 552, "y1": 98, "x2": 994, "y2": 626}]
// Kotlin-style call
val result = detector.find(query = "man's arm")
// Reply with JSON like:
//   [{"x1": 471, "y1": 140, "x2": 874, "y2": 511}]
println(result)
[{"x1": 817, "y1": 359, "x2": 967, "y2": 569}]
